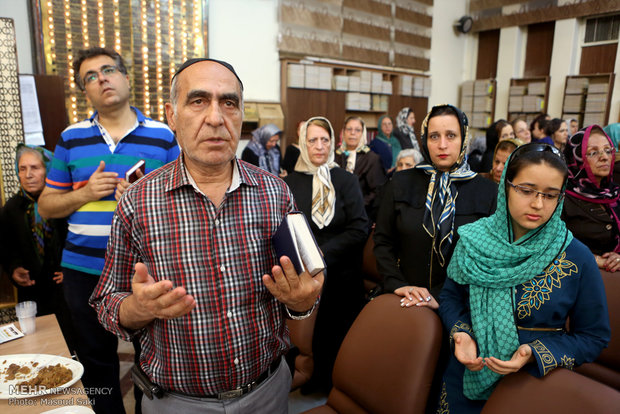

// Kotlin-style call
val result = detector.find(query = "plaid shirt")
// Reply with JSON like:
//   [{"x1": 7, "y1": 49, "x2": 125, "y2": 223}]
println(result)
[{"x1": 90, "y1": 156, "x2": 295, "y2": 395}]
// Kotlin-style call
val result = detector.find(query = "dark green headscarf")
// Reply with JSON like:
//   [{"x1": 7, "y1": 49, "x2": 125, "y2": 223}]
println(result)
[
  {"x1": 15, "y1": 144, "x2": 53, "y2": 260},
  {"x1": 447, "y1": 143, "x2": 572, "y2": 400}
]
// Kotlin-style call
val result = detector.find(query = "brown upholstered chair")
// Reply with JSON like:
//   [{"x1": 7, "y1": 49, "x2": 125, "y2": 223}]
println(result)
[
  {"x1": 303, "y1": 293, "x2": 443, "y2": 414},
  {"x1": 361, "y1": 228, "x2": 381, "y2": 294},
  {"x1": 575, "y1": 270, "x2": 620, "y2": 390},
  {"x1": 481, "y1": 368, "x2": 620, "y2": 413}
]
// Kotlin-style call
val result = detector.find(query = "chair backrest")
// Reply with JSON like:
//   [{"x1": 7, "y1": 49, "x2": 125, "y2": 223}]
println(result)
[
  {"x1": 323, "y1": 294, "x2": 443, "y2": 414},
  {"x1": 575, "y1": 270, "x2": 620, "y2": 390},
  {"x1": 361, "y1": 228, "x2": 381, "y2": 284},
  {"x1": 597, "y1": 270, "x2": 620, "y2": 370},
  {"x1": 482, "y1": 369, "x2": 620, "y2": 414}
]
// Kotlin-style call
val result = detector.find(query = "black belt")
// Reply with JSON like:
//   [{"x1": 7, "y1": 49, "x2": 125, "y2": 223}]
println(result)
[{"x1": 167, "y1": 358, "x2": 281, "y2": 401}]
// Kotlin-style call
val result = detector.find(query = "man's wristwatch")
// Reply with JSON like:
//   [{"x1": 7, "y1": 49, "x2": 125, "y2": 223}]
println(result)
[{"x1": 285, "y1": 297, "x2": 319, "y2": 320}]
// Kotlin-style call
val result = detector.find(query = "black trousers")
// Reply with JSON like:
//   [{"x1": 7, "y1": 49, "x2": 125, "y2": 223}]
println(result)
[{"x1": 62, "y1": 267, "x2": 125, "y2": 414}]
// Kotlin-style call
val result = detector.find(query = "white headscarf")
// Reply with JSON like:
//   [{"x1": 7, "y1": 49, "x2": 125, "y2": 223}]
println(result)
[
  {"x1": 336, "y1": 118, "x2": 369, "y2": 173},
  {"x1": 294, "y1": 116, "x2": 339, "y2": 229}
]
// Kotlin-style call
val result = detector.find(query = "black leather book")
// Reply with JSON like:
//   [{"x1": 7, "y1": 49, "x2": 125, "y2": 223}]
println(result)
[{"x1": 272, "y1": 212, "x2": 325, "y2": 276}]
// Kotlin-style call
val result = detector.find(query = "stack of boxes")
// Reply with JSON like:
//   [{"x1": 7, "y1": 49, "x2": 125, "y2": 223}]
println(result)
[
  {"x1": 470, "y1": 79, "x2": 494, "y2": 129},
  {"x1": 584, "y1": 82, "x2": 610, "y2": 126},
  {"x1": 286, "y1": 62, "x2": 429, "y2": 115}
]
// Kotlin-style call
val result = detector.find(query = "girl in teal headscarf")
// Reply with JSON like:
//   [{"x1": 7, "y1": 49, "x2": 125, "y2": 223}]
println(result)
[{"x1": 437, "y1": 143, "x2": 610, "y2": 413}]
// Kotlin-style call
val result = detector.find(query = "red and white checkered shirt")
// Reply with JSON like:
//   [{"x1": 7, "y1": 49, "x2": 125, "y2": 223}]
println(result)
[{"x1": 90, "y1": 156, "x2": 295, "y2": 395}]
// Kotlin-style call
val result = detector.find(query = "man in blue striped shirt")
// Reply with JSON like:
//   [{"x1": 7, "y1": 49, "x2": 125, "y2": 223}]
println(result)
[{"x1": 38, "y1": 47, "x2": 179, "y2": 414}]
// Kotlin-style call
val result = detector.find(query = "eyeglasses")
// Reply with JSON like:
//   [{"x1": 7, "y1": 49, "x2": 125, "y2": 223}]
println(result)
[
  {"x1": 510, "y1": 143, "x2": 565, "y2": 162},
  {"x1": 82, "y1": 65, "x2": 121, "y2": 86},
  {"x1": 506, "y1": 179, "x2": 563, "y2": 202},
  {"x1": 345, "y1": 127, "x2": 362, "y2": 133},
  {"x1": 585, "y1": 148, "x2": 613, "y2": 159}
]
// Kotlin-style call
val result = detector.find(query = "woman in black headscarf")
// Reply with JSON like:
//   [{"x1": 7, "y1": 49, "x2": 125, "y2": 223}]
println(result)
[{"x1": 374, "y1": 104, "x2": 497, "y2": 304}]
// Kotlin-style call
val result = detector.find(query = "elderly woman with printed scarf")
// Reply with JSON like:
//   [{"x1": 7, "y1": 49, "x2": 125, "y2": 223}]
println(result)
[
  {"x1": 373, "y1": 104, "x2": 497, "y2": 306},
  {"x1": 1, "y1": 144, "x2": 74, "y2": 347},
  {"x1": 284, "y1": 116, "x2": 369, "y2": 392},
  {"x1": 241, "y1": 123, "x2": 286, "y2": 177},
  {"x1": 562, "y1": 125, "x2": 620, "y2": 272},
  {"x1": 437, "y1": 143, "x2": 610, "y2": 413},
  {"x1": 334, "y1": 116, "x2": 386, "y2": 220}
]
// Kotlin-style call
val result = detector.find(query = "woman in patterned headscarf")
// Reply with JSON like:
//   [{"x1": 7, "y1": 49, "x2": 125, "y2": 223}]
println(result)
[
  {"x1": 374, "y1": 104, "x2": 497, "y2": 305},
  {"x1": 284, "y1": 116, "x2": 369, "y2": 392},
  {"x1": 562, "y1": 125, "x2": 620, "y2": 272},
  {"x1": 393, "y1": 107, "x2": 420, "y2": 151},
  {"x1": 1, "y1": 144, "x2": 74, "y2": 346},
  {"x1": 437, "y1": 143, "x2": 609, "y2": 413},
  {"x1": 241, "y1": 123, "x2": 286, "y2": 177}
]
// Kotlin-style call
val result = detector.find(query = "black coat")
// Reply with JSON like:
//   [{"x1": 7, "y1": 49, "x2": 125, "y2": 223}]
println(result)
[
  {"x1": 281, "y1": 145, "x2": 300, "y2": 175},
  {"x1": 374, "y1": 168, "x2": 497, "y2": 298},
  {"x1": 284, "y1": 167, "x2": 369, "y2": 387},
  {"x1": 334, "y1": 150, "x2": 386, "y2": 220},
  {"x1": 562, "y1": 195, "x2": 620, "y2": 255},
  {"x1": 1, "y1": 193, "x2": 67, "y2": 315}
]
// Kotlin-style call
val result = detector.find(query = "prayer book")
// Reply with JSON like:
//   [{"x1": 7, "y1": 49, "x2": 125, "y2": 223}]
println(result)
[{"x1": 272, "y1": 212, "x2": 325, "y2": 276}]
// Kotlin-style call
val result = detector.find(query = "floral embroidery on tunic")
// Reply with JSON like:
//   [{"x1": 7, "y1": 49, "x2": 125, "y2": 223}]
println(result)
[
  {"x1": 449, "y1": 320, "x2": 473, "y2": 345},
  {"x1": 531, "y1": 339, "x2": 557, "y2": 375},
  {"x1": 560, "y1": 355, "x2": 575, "y2": 370},
  {"x1": 517, "y1": 252, "x2": 578, "y2": 319},
  {"x1": 436, "y1": 381, "x2": 449, "y2": 414}
]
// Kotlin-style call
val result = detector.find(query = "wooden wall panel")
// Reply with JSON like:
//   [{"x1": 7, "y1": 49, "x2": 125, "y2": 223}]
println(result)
[
  {"x1": 343, "y1": 0, "x2": 391, "y2": 17},
  {"x1": 580, "y1": 44, "x2": 618, "y2": 75},
  {"x1": 284, "y1": 89, "x2": 346, "y2": 144},
  {"x1": 34, "y1": 75, "x2": 69, "y2": 152},
  {"x1": 394, "y1": 31, "x2": 431, "y2": 48},
  {"x1": 524, "y1": 22, "x2": 555, "y2": 77},
  {"x1": 476, "y1": 29, "x2": 500, "y2": 79}
]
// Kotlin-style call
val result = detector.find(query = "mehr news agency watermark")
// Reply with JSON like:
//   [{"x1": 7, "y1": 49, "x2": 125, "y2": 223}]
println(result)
[{"x1": 7, "y1": 385, "x2": 113, "y2": 406}]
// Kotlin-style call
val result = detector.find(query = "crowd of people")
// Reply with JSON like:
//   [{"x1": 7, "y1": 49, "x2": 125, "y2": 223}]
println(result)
[{"x1": 0, "y1": 47, "x2": 615, "y2": 413}]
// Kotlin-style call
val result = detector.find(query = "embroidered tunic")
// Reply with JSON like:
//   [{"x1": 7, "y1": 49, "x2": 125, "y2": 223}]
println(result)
[{"x1": 437, "y1": 238, "x2": 610, "y2": 413}]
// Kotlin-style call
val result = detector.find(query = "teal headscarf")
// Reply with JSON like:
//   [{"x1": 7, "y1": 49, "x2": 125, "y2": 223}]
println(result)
[
  {"x1": 447, "y1": 143, "x2": 573, "y2": 400},
  {"x1": 603, "y1": 123, "x2": 620, "y2": 150},
  {"x1": 376, "y1": 115, "x2": 401, "y2": 168}
]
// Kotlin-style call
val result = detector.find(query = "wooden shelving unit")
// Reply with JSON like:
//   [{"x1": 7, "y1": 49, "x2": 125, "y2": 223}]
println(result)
[
  {"x1": 562, "y1": 73, "x2": 615, "y2": 128},
  {"x1": 460, "y1": 79, "x2": 496, "y2": 130},
  {"x1": 280, "y1": 59, "x2": 429, "y2": 145},
  {"x1": 507, "y1": 76, "x2": 550, "y2": 123}
]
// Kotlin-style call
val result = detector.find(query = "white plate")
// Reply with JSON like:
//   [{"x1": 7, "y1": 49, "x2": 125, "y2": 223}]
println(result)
[
  {"x1": 41, "y1": 406, "x2": 94, "y2": 414},
  {"x1": 0, "y1": 354, "x2": 84, "y2": 399}
]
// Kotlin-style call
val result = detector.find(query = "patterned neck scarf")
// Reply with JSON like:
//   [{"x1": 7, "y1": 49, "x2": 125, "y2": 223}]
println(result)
[
  {"x1": 415, "y1": 104, "x2": 477, "y2": 266},
  {"x1": 294, "y1": 116, "x2": 339, "y2": 229},
  {"x1": 336, "y1": 122, "x2": 369, "y2": 173},
  {"x1": 15, "y1": 144, "x2": 54, "y2": 260},
  {"x1": 396, "y1": 107, "x2": 420, "y2": 151},
  {"x1": 246, "y1": 123, "x2": 281, "y2": 174},
  {"x1": 447, "y1": 144, "x2": 573, "y2": 400}
]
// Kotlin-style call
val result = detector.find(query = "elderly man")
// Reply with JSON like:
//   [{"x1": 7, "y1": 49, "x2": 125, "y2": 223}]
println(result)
[
  {"x1": 90, "y1": 58, "x2": 323, "y2": 413},
  {"x1": 38, "y1": 47, "x2": 179, "y2": 413}
]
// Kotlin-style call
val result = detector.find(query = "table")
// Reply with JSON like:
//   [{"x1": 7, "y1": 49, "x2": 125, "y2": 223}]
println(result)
[{"x1": 0, "y1": 314, "x2": 92, "y2": 413}]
